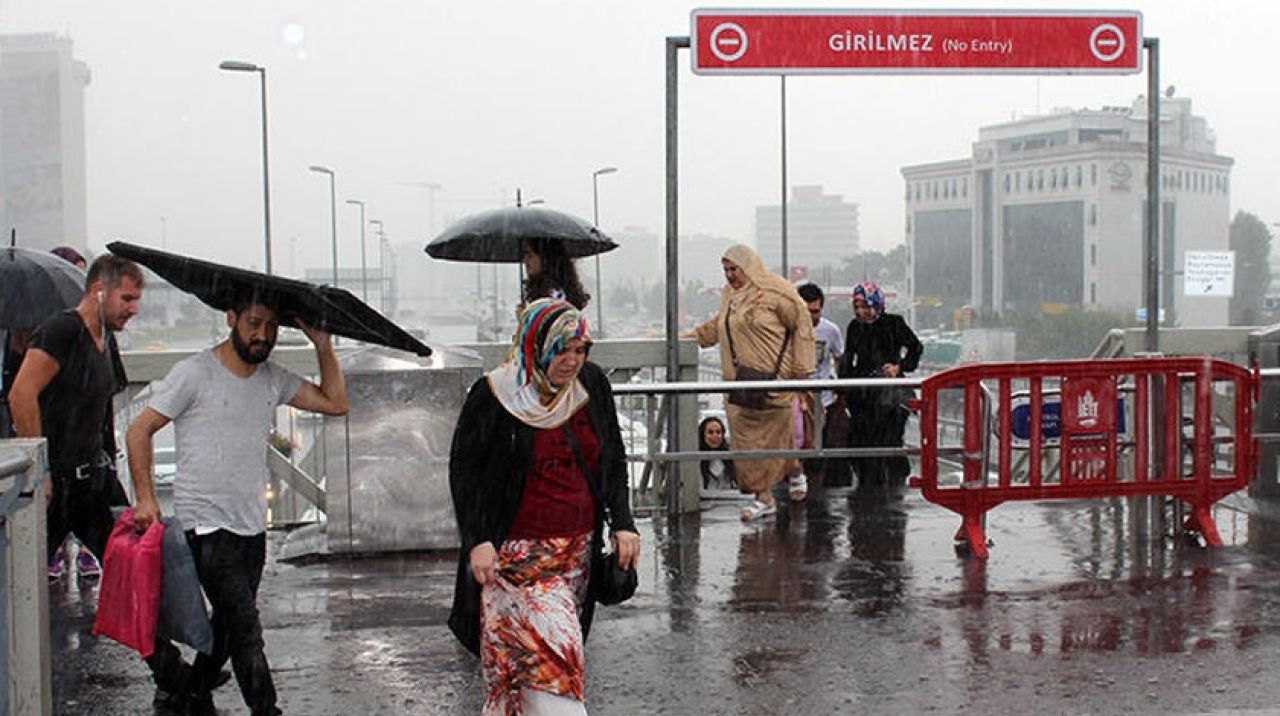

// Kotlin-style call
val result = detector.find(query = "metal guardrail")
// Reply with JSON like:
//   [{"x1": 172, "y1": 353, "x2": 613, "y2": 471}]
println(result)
[
  {"x1": 615, "y1": 376, "x2": 924, "y2": 465},
  {"x1": 618, "y1": 365, "x2": 1280, "y2": 473},
  {"x1": 0, "y1": 443, "x2": 50, "y2": 716}
]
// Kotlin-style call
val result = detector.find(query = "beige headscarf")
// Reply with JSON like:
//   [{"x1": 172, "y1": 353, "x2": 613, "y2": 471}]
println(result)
[{"x1": 722, "y1": 244, "x2": 800, "y2": 302}]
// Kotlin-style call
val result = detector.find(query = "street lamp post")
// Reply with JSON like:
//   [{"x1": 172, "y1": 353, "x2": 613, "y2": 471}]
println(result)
[
  {"x1": 219, "y1": 60, "x2": 273, "y2": 274},
  {"x1": 345, "y1": 199, "x2": 368, "y2": 301},
  {"x1": 309, "y1": 165, "x2": 338, "y2": 286},
  {"x1": 369, "y1": 219, "x2": 387, "y2": 313},
  {"x1": 591, "y1": 166, "x2": 617, "y2": 335}
]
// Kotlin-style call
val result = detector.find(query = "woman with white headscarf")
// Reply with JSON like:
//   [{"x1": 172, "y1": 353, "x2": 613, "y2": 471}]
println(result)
[
  {"x1": 448, "y1": 298, "x2": 639, "y2": 715},
  {"x1": 692, "y1": 244, "x2": 815, "y2": 520}
]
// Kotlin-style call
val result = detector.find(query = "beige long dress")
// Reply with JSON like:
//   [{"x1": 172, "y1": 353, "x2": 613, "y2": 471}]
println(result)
[{"x1": 694, "y1": 245, "x2": 816, "y2": 494}]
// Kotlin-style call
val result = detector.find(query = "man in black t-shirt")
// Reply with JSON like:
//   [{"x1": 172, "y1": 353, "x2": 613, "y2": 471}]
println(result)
[
  {"x1": 9, "y1": 255, "x2": 139, "y2": 560},
  {"x1": 7, "y1": 254, "x2": 209, "y2": 709}
]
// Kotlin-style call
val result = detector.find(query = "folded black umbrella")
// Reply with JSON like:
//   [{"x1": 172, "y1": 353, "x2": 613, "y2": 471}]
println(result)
[
  {"x1": 425, "y1": 206, "x2": 618, "y2": 262},
  {"x1": 0, "y1": 247, "x2": 85, "y2": 330},
  {"x1": 107, "y1": 241, "x2": 431, "y2": 357}
]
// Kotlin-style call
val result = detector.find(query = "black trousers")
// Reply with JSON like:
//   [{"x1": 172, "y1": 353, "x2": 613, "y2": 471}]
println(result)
[
  {"x1": 47, "y1": 466, "x2": 190, "y2": 692},
  {"x1": 45, "y1": 465, "x2": 128, "y2": 562},
  {"x1": 847, "y1": 401, "x2": 911, "y2": 491},
  {"x1": 187, "y1": 530, "x2": 278, "y2": 715}
]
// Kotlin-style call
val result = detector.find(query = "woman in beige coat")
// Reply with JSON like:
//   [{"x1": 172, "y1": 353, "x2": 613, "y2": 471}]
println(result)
[{"x1": 693, "y1": 244, "x2": 815, "y2": 520}]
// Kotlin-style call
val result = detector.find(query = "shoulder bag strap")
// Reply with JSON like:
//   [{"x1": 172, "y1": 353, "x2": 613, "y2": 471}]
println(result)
[
  {"x1": 561, "y1": 424, "x2": 608, "y2": 521},
  {"x1": 769, "y1": 329, "x2": 792, "y2": 378},
  {"x1": 723, "y1": 308, "x2": 741, "y2": 368}
]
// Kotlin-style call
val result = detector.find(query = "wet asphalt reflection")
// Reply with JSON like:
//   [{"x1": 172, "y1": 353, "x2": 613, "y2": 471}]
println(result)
[{"x1": 49, "y1": 483, "x2": 1280, "y2": 715}]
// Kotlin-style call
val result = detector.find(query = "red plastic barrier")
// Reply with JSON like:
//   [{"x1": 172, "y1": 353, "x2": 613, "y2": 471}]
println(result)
[
  {"x1": 910, "y1": 357, "x2": 1257, "y2": 559},
  {"x1": 92, "y1": 509, "x2": 165, "y2": 657}
]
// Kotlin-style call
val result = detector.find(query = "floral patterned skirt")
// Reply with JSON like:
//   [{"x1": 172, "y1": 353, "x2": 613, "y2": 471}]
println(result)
[{"x1": 480, "y1": 532, "x2": 592, "y2": 716}]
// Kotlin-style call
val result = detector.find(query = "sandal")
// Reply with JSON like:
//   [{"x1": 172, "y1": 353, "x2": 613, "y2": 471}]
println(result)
[
  {"x1": 789, "y1": 473, "x2": 808, "y2": 502},
  {"x1": 740, "y1": 499, "x2": 776, "y2": 521}
]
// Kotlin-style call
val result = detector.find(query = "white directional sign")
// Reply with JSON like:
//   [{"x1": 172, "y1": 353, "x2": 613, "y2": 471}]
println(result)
[{"x1": 1183, "y1": 250, "x2": 1235, "y2": 297}]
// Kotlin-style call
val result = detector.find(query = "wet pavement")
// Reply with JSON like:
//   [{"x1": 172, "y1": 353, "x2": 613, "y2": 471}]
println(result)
[{"x1": 49, "y1": 483, "x2": 1280, "y2": 715}]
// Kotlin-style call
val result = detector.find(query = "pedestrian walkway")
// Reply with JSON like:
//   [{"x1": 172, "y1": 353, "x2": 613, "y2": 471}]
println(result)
[{"x1": 50, "y1": 486, "x2": 1280, "y2": 715}]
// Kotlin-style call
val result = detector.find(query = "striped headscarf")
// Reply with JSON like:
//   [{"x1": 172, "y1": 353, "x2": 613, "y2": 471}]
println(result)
[
  {"x1": 852, "y1": 281, "x2": 884, "y2": 323},
  {"x1": 487, "y1": 298, "x2": 592, "y2": 428},
  {"x1": 513, "y1": 298, "x2": 591, "y2": 394}
]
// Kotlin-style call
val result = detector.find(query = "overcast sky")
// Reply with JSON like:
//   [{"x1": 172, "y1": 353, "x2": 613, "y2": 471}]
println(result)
[{"x1": 3, "y1": 0, "x2": 1277, "y2": 275}]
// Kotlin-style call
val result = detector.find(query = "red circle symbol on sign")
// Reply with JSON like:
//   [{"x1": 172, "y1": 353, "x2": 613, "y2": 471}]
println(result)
[
  {"x1": 709, "y1": 22, "x2": 749, "y2": 63},
  {"x1": 1089, "y1": 23, "x2": 1126, "y2": 62}
]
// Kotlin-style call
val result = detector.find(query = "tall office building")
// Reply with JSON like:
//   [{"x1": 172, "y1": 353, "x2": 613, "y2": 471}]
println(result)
[
  {"x1": 0, "y1": 34, "x2": 90, "y2": 252},
  {"x1": 755, "y1": 185, "x2": 860, "y2": 277},
  {"x1": 903, "y1": 95, "x2": 1232, "y2": 328}
]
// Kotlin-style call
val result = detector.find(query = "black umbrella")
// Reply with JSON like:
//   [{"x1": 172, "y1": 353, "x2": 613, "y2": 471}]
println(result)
[
  {"x1": 425, "y1": 206, "x2": 618, "y2": 262},
  {"x1": 106, "y1": 241, "x2": 431, "y2": 357},
  {"x1": 0, "y1": 247, "x2": 85, "y2": 330}
]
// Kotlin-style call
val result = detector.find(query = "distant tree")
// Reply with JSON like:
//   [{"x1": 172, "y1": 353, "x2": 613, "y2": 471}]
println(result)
[
  {"x1": 839, "y1": 244, "x2": 907, "y2": 287},
  {"x1": 1229, "y1": 211, "x2": 1273, "y2": 326},
  {"x1": 976, "y1": 308, "x2": 1135, "y2": 360}
]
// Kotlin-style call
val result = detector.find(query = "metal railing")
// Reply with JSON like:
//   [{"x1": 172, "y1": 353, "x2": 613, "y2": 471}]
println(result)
[{"x1": 0, "y1": 441, "x2": 50, "y2": 715}]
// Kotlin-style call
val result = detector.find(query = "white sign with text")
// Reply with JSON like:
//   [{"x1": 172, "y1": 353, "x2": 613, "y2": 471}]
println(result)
[{"x1": 1183, "y1": 250, "x2": 1234, "y2": 297}]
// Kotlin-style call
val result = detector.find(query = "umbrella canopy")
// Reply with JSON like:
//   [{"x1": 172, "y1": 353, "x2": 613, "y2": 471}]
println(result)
[
  {"x1": 424, "y1": 206, "x2": 618, "y2": 263},
  {"x1": 0, "y1": 247, "x2": 85, "y2": 330},
  {"x1": 107, "y1": 241, "x2": 431, "y2": 357}
]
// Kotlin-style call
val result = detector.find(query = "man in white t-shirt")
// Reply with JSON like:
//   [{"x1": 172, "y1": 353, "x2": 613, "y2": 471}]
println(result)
[
  {"x1": 797, "y1": 283, "x2": 847, "y2": 489},
  {"x1": 127, "y1": 293, "x2": 348, "y2": 716}
]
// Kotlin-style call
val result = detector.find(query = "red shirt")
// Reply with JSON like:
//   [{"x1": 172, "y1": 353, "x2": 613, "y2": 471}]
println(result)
[{"x1": 508, "y1": 408, "x2": 599, "y2": 539}]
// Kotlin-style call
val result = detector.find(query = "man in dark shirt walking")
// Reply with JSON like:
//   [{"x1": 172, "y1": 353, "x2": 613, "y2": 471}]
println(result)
[{"x1": 7, "y1": 254, "x2": 210, "y2": 710}]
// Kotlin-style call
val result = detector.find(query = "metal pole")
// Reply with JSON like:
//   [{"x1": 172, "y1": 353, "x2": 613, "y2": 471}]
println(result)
[
  {"x1": 591, "y1": 166, "x2": 617, "y2": 335},
  {"x1": 328, "y1": 177, "x2": 338, "y2": 286},
  {"x1": 665, "y1": 36, "x2": 689, "y2": 518},
  {"x1": 258, "y1": 68, "x2": 273, "y2": 274},
  {"x1": 346, "y1": 200, "x2": 368, "y2": 301},
  {"x1": 1144, "y1": 37, "x2": 1160, "y2": 353},
  {"x1": 780, "y1": 75, "x2": 789, "y2": 277},
  {"x1": 593, "y1": 173, "x2": 603, "y2": 334}
]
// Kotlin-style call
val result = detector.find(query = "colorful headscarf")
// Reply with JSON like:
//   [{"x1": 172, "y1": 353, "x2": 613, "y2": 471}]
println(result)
[
  {"x1": 513, "y1": 298, "x2": 591, "y2": 391},
  {"x1": 486, "y1": 298, "x2": 592, "y2": 428},
  {"x1": 852, "y1": 281, "x2": 884, "y2": 323}
]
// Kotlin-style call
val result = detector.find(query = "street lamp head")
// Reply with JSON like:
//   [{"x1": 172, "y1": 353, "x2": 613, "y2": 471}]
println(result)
[
  {"x1": 345, "y1": 199, "x2": 364, "y2": 208},
  {"x1": 219, "y1": 60, "x2": 261, "y2": 73},
  {"x1": 593, "y1": 166, "x2": 618, "y2": 177},
  {"x1": 309, "y1": 165, "x2": 334, "y2": 176}
]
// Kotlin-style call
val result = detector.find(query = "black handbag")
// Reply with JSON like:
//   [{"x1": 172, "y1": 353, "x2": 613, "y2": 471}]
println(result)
[
  {"x1": 724, "y1": 310, "x2": 791, "y2": 411},
  {"x1": 561, "y1": 425, "x2": 638, "y2": 606}
]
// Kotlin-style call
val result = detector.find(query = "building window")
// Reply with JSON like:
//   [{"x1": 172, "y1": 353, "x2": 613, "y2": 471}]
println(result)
[
  {"x1": 1037, "y1": 170, "x2": 1044, "y2": 191},
  {"x1": 1089, "y1": 204, "x2": 1097, "y2": 225},
  {"x1": 1003, "y1": 173, "x2": 1011, "y2": 193},
  {"x1": 1091, "y1": 163, "x2": 1097, "y2": 186},
  {"x1": 1090, "y1": 282, "x2": 1097, "y2": 304},
  {"x1": 1074, "y1": 165, "x2": 1083, "y2": 188},
  {"x1": 962, "y1": 177, "x2": 969, "y2": 198},
  {"x1": 1015, "y1": 172, "x2": 1022, "y2": 192},
  {"x1": 1050, "y1": 169, "x2": 1057, "y2": 189},
  {"x1": 1090, "y1": 243, "x2": 1097, "y2": 266}
]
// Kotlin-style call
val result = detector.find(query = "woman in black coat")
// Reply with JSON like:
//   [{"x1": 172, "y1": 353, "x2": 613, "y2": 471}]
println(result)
[
  {"x1": 448, "y1": 298, "x2": 638, "y2": 715},
  {"x1": 838, "y1": 281, "x2": 923, "y2": 497}
]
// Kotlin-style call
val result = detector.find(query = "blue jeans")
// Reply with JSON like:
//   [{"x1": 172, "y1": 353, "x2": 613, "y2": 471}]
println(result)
[{"x1": 187, "y1": 529, "x2": 278, "y2": 714}]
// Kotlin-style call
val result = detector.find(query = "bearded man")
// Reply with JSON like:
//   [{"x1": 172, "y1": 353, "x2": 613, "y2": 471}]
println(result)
[{"x1": 127, "y1": 292, "x2": 347, "y2": 715}]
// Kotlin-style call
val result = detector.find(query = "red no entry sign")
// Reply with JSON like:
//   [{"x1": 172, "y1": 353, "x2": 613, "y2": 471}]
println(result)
[{"x1": 692, "y1": 9, "x2": 1143, "y2": 74}]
